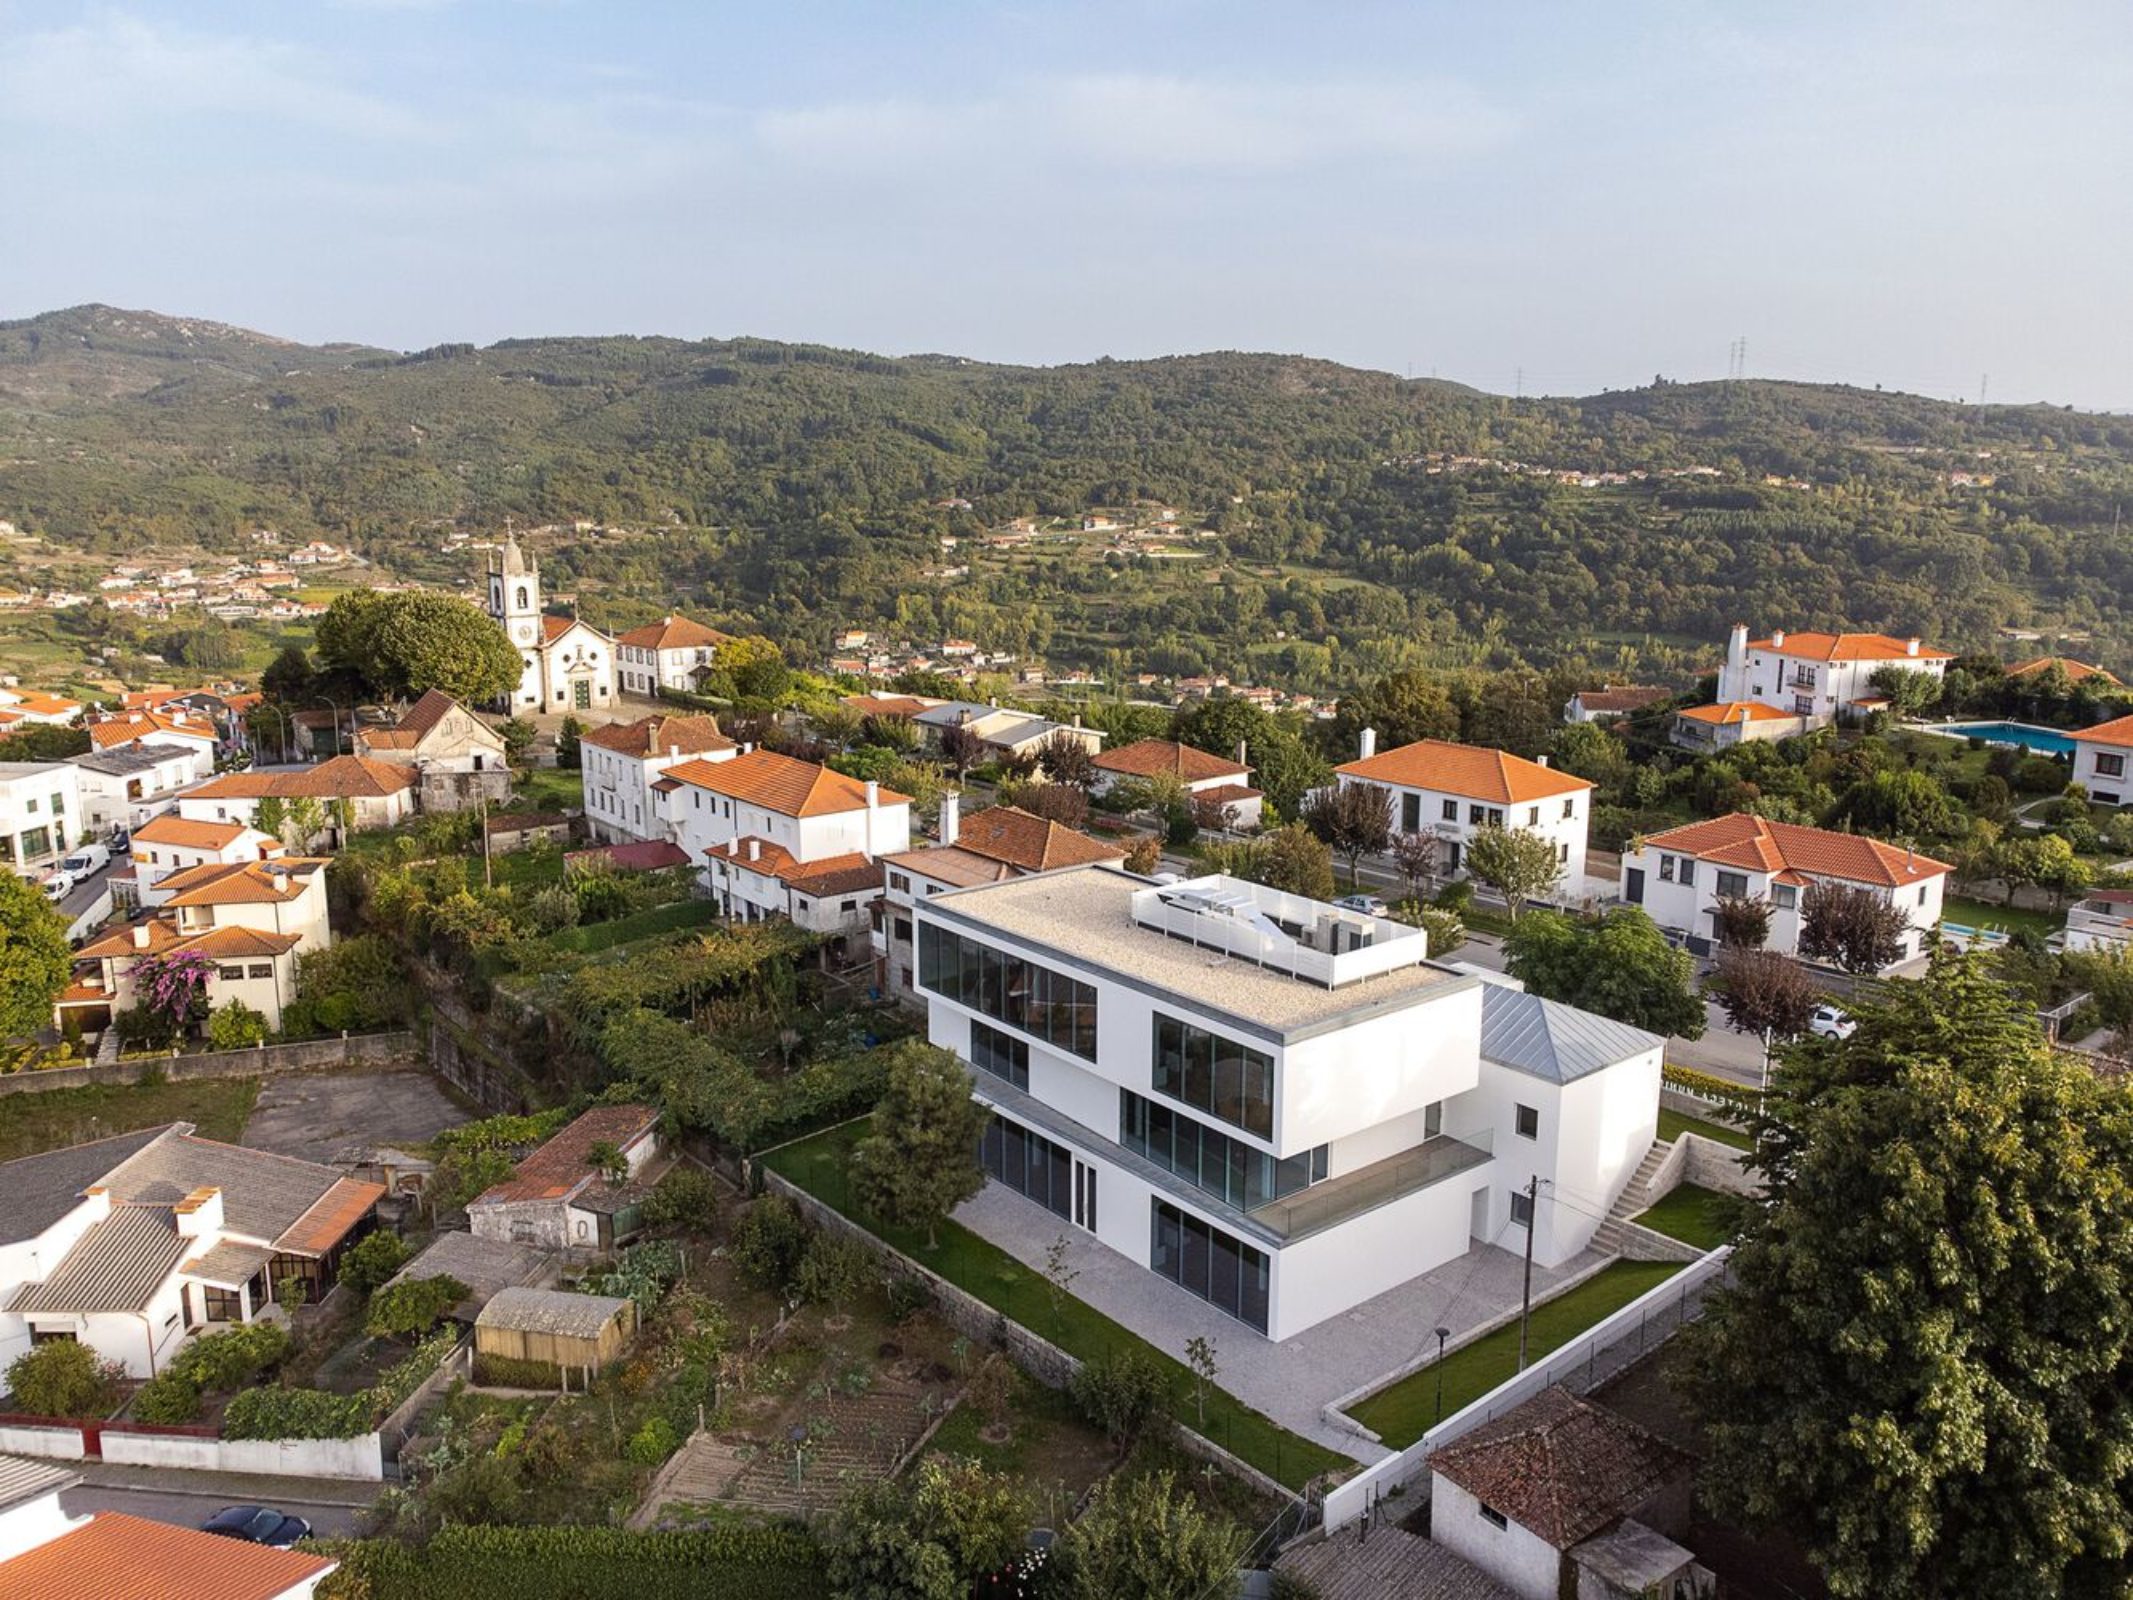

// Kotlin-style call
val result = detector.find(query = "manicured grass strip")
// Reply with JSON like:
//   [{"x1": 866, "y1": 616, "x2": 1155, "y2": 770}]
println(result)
[
  {"x1": 1346, "y1": 1260, "x2": 1687, "y2": 1449},
  {"x1": 0, "y1": 1077, "x2": 260, "y2": 1162},
  {"x1": 1632, "y1": 1183, "x2": 1735, "y2": 1251},
  {"x1": 1943, "y1": 895, "x2": 2065, "y2": 939},
  {"x1": 545, "y1": 898, "x2": 720, "y2": 952},
  {"x1": 1658, "y1": 1107, "x2": 1753, "y2": 1152},
  {"x1": 761, "y1": 1120, "x2": 1350, "y2": 1491}
]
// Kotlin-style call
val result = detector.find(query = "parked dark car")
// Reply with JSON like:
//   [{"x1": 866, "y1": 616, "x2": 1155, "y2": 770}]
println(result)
[{"x1": 201, "y1": 1505, "x2": 313, "y2": 1547}]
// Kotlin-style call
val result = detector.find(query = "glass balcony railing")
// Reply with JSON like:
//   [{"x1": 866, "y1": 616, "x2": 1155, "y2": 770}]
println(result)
[{"x1": 1247, "y1": 1129, "x2": 1493, "y2": 1241}]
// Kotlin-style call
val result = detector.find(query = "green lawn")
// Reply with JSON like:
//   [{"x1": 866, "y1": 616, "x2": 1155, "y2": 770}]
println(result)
[
  {"x1": 760, "y1": 1120, "x2": 1350, "y2": 1492},
  {"x1": 1658, "y1": 1107, "x2": 1753, "y2": 1152},
  {"x1": 513, "y1": 770, "x2": 586, "y2": 811},
  {"x1": 0, "y1": 1077, "x2": 260, "y2": 1162},
  {"x1": 1943, "y1": 895, "x2": 2065, "y2": 939},
  {"x1": 1346, "y1": 1260, "x2": 1688, "y2": 1449},
  {"x1": 1632, "y1": 1183, "x2": 1735, "y2": 1251}
]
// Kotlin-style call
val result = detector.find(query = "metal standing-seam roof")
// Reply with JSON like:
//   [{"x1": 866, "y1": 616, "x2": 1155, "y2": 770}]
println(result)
[
  {"x1": 9, "y1": 1205, "x2": 189, "y2": 1314},
  {"x1": 1480, "y1": 985, "x2": 1661, "y2": 1085},
  {"x1": 476, "y1": 1286, "x2": 633, "y2": 1339}
]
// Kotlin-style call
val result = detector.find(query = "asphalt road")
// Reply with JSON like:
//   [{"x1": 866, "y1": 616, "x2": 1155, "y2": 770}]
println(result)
[{"x1": 60, "y1": 1481, "x2": 375, "y2": 1539}]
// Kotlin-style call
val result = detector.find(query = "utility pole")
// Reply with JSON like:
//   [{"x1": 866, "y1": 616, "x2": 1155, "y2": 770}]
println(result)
[
  {"x1": 1516, "y1": 1175, "x2": 1541, "y2": 1371},
  {"x1": 480, "y1": 792, "x2": 493, "y2": 890}
]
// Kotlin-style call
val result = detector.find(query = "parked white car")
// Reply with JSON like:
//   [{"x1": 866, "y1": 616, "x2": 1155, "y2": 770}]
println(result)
[
  {"x1": 1808, "y1": 1004, "x2": 1857, "y2": 1041},
  {"x1": 41, "y1": 870, "x2": 75, "y2": 901},
  {"x1": 1335, "y1": 893, "x2": 1391, "y2": 916}
]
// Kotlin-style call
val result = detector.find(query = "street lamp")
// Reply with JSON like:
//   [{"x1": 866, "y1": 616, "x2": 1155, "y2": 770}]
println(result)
[{"x1": 1432, "y1": 1326, "x2": 1451, "y2": 1425}]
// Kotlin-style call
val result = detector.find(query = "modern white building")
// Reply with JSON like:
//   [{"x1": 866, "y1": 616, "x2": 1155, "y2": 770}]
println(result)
[
  {"x1": 65, "y1": 744, "x2": 202, "y2": 837},
  {"x1": 579, "y1": 712, "x2": 736, "y2": 842},
  {"x1": 0, "y1": 1122, "x2": 380, "y2": 1379},
  {"x1": 913, "y1": 866, "x2": 1661, "y2": 1341},
  {"x1": 2064, "y1": 890, "x2": 2133, "y2": 955},
  {"x1": 657, "y1": 748, "x2": 912, "y2": 940},
  {"x1": 1713, "y1": 624, "x2": 1953, "y2": 724},
  {"x1": 2071, "y1": 714, "x2": 2133, "y2": 806},
  {"x1": 1620, "y1": 812, "x2": 1949, "y2": 968},
  {"x1": 0, "y1": 761, "x2": 82, "y2": 876},
  {"x1": 1334, "y1": 732, "x2": 1593, "y2": 888},
  {"x1": 616, "y1": 614, "x2": 732, "y2": 696},
  {"x1": 484, "y1": 532, "x2": 616, "y2": 714}
]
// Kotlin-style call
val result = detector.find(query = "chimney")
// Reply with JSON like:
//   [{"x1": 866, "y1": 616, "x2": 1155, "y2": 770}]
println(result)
[
  {"x1": 747, "y1": 839, "x2": 760, "y2": 862},
  {"x1": 1771, "y1": 629, "x2": 1786, "y2": 648},
  {"x1": 131, "y1": 922, "x2": 152, "y2": 950},
  {"x1": 865, "y1": 779, "x2": 880, "y2": 809},
  {"x1": 1235, "y1": 738, "x2": 1248, "y2": 767},
  {"x1": 1536, "y1": 754, "x2": 1550, "y2": 768},
  {"x1": 173, "y1": 1186, "x2": 224, "y2": 1239},
  {"x1": 668, "y1": 744, "x2": 679, "y2": 759},
  {"x1": 1359, "y1": 727, "x2": 1377, "y2": 761},
  {"x1": 1907, "y1": 637, "x2": 1921, "y2": 657},
  {"x1": 940, "y1": 791, "x2": 961, "y2": 847}
]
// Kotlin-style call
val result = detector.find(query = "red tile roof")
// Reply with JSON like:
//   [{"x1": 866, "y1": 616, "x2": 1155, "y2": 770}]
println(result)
[
  {"x1": 471, "y1": 1104, "x2": 660, "y2": 1207},
  {"x1": 78, "y1": 920, "x2": 304, "y2": 961},
  {"x1": 955, "y1": 806, "x2": 1127, "y2": 872},
  {"x1": 565, "y1": 840, "x2": 692, "y2": 873},
  {"x1": 278, "y1": 1175, "x2": 389, "y2": 1256},
  {"x1": 128, "y1": 815, "x2": 260, "y2": 851},
  {"x1": 2009, "y1": 656, "x2": 2121, "y2": 685},
  {"x1": 1336, "y1": 739, "x2": 1591, "y2": 803},
  {"x1": 1573, "y1": 686, "x2": 1669, "y2": 714},
  {"x1": 358, "y1": 688, "x2": 483, "y2": 750},
  {"x1": 1094, "y1": 739, "x2": 1249, "y2": 782},
  {"x1": 664, "y1": 748, "x2": 908, "y2": 816},
  {"x1": 1430, "y1": 1386, "x2": 1690, "y2": 1550},
  {"x1": 0, "y1": 1510, "x2": 335, "y2": 1599},
  {"x1": 1749, "y1": 630, "x2": 1952, "y2": 662},
  {"x1": 187, "y1": 755, "x2": 417, "y2": 800},
  {"x1": 87, "y1": 710, "x2": 214, "y2": 748},
  {"x1": 2076, "y1": 714, "x2": 2133, "y2": 749},
  {"x1": 842, "y1": 694, "x2": 937, "y2": 719},
  {"x1": 617, "y1": 614, "x2": 732, "y2": 651},
  {"x1": 1675, "y1": 700, "x2": 1798, "y2": 726},
  {"x1": 1640, "y1": 812, "x2": 1949, "y2": 887},
  {"x1": 154, "y1": 859, "x2": 325, "y2": 907},
  {"x1": 704, "y1": 837, "x2": 885, "y2": 897},
  {"x1": 579, "y1": 713, "x2": 733, "y2": 759}
]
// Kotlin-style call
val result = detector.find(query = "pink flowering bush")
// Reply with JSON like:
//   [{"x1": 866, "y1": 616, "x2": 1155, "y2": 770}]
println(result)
[{"x1": 131, "y1": 948, "x2": 217, "y2": 1030}]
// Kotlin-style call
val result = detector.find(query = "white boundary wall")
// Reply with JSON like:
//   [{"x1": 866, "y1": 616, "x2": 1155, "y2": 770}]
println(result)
[
  {"x1": 1321, "y1": 1246, "x2": 1733, "y2": 1532},
  {"x1": 99, "y1": 1430, "x2": 384, "y2": 1480}
]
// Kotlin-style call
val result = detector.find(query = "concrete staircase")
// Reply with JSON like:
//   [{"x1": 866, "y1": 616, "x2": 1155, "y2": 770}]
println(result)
[{"x1": 1591, "y1": 1139, "x2": 1697, "y2": 1260}]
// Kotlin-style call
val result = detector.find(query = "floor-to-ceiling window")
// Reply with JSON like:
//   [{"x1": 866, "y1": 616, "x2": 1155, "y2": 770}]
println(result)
[
  {"x1": 980, "y1": 1112, "x2": 1071, "y2": 1220},
  {"x1": 1150, "y1": 1198, "x2": 1270, "y2": 1334}
]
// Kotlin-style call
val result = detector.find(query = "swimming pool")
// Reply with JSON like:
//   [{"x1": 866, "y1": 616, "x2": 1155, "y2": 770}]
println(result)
[{"x1": 1928, "y1": 721, "x2": 2078, "y2": 756}]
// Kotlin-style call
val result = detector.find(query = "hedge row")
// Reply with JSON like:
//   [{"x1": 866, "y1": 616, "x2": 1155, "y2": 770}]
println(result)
[
  {"x1": 317, "y1": 1523, "x2": 825, "y2": 1600},
  {"x1": 1663, "y1": 1063, "x2": 1761, "y2": 1112}
]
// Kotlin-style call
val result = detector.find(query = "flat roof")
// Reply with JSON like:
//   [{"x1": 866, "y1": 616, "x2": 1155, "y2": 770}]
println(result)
[{"x1": 924, "y1": 864, "x2": 1470, "y2": 1041}]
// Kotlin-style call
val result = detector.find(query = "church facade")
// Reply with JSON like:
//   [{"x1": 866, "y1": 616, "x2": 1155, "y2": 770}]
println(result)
[{"x1": 485, "y1": 534, "x2": 618, "y2": 714}]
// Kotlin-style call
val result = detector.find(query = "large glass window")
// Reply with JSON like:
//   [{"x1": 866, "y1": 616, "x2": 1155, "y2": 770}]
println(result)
[
  {"x1": 980, "y1": 1113, "x2": 1071, "y2": 1220},
  {"x1": 1151, "y1": 1199, "x2": 1269, "y2": 1333},
  {"x1": 1120, "y1": 1089, "x2": 1323, "y2": 1214},
  {"x1": 970, "y1": 1020, "x2": 1030, "y2": 1090},
  {"x1": 1152, "y1": 1014, "x2": 1273, "y2": 1139},
  {"x1": 919, "y1": 922, "x2": 1098, "y2": 1060}
]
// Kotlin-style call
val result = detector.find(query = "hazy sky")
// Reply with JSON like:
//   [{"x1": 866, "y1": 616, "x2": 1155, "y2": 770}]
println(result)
[{"x1": 3, "y1": 1, "x2": 2129, "y2": 406}]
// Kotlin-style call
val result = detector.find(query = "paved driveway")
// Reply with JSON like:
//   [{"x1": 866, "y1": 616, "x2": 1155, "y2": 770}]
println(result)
[
  {"x1": 243, "y1": 1067, "x2": 469, "y2": 1163},
  {"x1": 61, "y1": 1475, "x2": 376, "y2": 1539}
]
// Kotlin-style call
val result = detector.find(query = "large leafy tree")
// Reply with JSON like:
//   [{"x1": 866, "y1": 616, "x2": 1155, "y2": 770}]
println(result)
[
  {"x1": 1798, "y1": 880, "x2": 1912, "y2": 972},
  {"x1": 1172, "y1": 698, "x2": 1327, "y2": 819},
  {"x1": 1682, "y1": 956, "x2": 2133, "y2": 1598},
  {"x1": 0, "y1": 872, "x2": 71, "y2": 1040},
  {"x1": 315, "y1": 589, "x2": 521, "y2": 704},
  {"x1": 1709, "y1": 946, "x2": 1821, "y2": 1042},
  {"x1": 824, "y1": 1454, "x2": 1029, "y2": 1600},
  {"x1": 850, "y1": 1042, "x2": 989, "y2": 1249},
  {"x1": 1505, "y1": 908, "x2": 1706, "y2": 1037},
  {"x1": 1327, "y1": 668, "x2": 1460, "y2": 754},
  {"x1": 1462, "y1": 822, "x2": 1563, "y2": 916},
  {"x1": 1303, "y1": 781, "x2": 1393, "y2": 884}
]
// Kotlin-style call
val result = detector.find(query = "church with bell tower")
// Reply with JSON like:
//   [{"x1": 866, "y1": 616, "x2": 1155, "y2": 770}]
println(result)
[{"x1": 483, "y1": 531, "x2": 618, "y2": 714}]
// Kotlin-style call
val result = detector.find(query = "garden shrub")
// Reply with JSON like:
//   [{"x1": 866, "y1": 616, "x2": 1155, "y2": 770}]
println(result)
[
  {"x1": 640, "y1": 1167, "x2": 720, "y2": 1235},
  {"x1": 4, "y1": 1340, "x2": 124, "y2": 1418},
  {"x1": 170, "y1": 1320, "x2": 291, "y2": 1391},
  {"x1": 794, "y1": 1230, "x2": 874, "y2": 1309},
  {"x1": 1069, "y1": 1347, "x2": 1172, "y2": 1449},
  {"x1": 625, "y1": 1415, "x2": 680, "y2": 1465},
  {"x1": 205, "y1": 998, "x2": 268, "y2": 1050},
  {"x1": 473, "y1": 1353, "x2": 561, "y2": 1389},
  {"x1": 314, "y1": 1523, "x2": 826, "y2": 1600},
  {"x1": 341, "y1": 1231, "x2": 414, "y2": 1296},
  {"x1": 132, "y1": 1370, "x2": 204, "y2": 1424},
  {"x1": 730, "y1": 1195, "x2": 813, "y2": 1295},
  {"x1": 366, "y1": 1274, "x2": 469, "y2": 1339}
]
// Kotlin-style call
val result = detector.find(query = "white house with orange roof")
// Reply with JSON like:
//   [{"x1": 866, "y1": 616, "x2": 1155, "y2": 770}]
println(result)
[
  {"x1": 616, "y1": 613, "x2": 734, "y2": 696},
  {"x1": 1714, "y1": 623, "x2": 1954, "y2": 724},
  {"x1": 1334, "y1": 732, "x2": 1593, "y2": 889},
  {"x1": 655, "y1": 748, "x2": 910, "y2": 939},
  {"x1": 0, "y1": 686, "x2": 83, "y2": 727},
  {"x1": 1092, "y1": 738, "x2": 1263, "y2": 828},
  {"x1": 128, "y1": 813, "x2": 281, "y2": 906},
  {"x1": 1670, "y1": 699, "x2": 1810, "y2": 751},
  {"x1": 2071, "y1": 714, "x2": 2133, "y2": 806},
  {"x1": 177, "y1": 755, "x2": 418, "y2": 839},
  {"x1": 83, "y1": 708, "x2": 216, "y2": 778},
  {"x1": 57, "y1": 857, "x2": 333, "y2": 1034},
  {"x1": 579, "y1": 712, "x2": 736, "y2": 843},
  {"x1": 483, "y1": 531, "x2": 616, "y2": 713},
  {"x1": 2009, "y1": 655, "x2": 2122, "y2": 688},
  {"x1": 1620, "y1": 813, "x2": 1949, "y2": 968}
]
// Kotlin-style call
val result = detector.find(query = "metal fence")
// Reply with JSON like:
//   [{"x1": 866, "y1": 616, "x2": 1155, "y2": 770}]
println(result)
[{"x1": 1321, "y1": 1247, "x2": 1734, "y2": 1533}]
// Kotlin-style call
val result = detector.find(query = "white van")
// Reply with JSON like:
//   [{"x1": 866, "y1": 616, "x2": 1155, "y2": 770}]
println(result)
[{"x1": 60, "y1": 842, "x2": 111, "y2": 879}]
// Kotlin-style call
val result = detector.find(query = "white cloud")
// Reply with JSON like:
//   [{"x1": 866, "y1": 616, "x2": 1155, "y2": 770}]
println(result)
[{"x1": 0, "y1": 13, "x2": 432, "y2": 140}]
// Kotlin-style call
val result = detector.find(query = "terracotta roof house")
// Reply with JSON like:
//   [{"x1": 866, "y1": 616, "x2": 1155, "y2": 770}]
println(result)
[
  {"x1": 1717, "y1": 622, "x2": 1954, "y2": 729},
  {"x1": 178, "y1": 755, "x2": 417, "y2": 837},
  {"x1": 1430, "y1": 1386, "x2": 1704, "y2": 1600},
  {"x1": 127, "y1": 813, "x2": 281, "y2": 909},
  {"x1": 352, "y1": 690, "x2": 508, "y2": 812},
  {"x1": 1564, "y1": 685, "x2": 1669, "y2": 722},
  {"x1": 1623, "y1": 812, "x2": 1951, "y2": 970},
  {"x1": 579, "y1": 712, "x2": 736, "y2": 845},
  {"x1": 2009, "y1": 655, "x2": 2122, "y2": 686},
  {"x1": 616, "y1": 613, "x2": 733, "y2": 696},
  {"x1": 0, "y1": 1503, "x2": 336, "y2": 1600},
  {"x1": 2072, "y1": 714, "x2": 2133, "y2": 805},
  {"x1": 1670, "y1": 698, "x2": 1809, "y2": 751},
  {"x1": 0, "y1": 1122, "x2": 382, "y2": 1378},
  {"x1": 468, "y1": 1105, "x2": 663, "y2": 1252},
  {"x1": 1335, "y1": 731, "x2": 1594, "y2": 894},
  {"x1": 1092, "y1": 739, "x2": 1262, "y2": 828}
]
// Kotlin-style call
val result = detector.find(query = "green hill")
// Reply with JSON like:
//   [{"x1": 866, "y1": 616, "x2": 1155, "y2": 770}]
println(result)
[{"x1": 1, "y1": 306, "x2": 2129, "y2": 679}]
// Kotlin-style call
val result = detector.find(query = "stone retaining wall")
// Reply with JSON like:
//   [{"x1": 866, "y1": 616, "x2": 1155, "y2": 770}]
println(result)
[{"x1": 0, "y1": 1031, "x2": 415, "y2": 1097}]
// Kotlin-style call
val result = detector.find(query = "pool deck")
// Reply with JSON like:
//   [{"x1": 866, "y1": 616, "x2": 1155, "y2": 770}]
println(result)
[{"x1": 1921, "y1": 720, "x2": 2078, "y2": 754}]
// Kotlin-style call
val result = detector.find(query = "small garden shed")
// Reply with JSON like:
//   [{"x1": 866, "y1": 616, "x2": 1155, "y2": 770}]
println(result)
[{"x1": 473, "y1": 1286, "x2": 635, "y2": 1388}]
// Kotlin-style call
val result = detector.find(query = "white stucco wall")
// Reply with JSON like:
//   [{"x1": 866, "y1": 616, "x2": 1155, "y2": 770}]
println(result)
[{"x1": 1431, "y1": 1474, "x2": 1565, "y2": 1600}]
